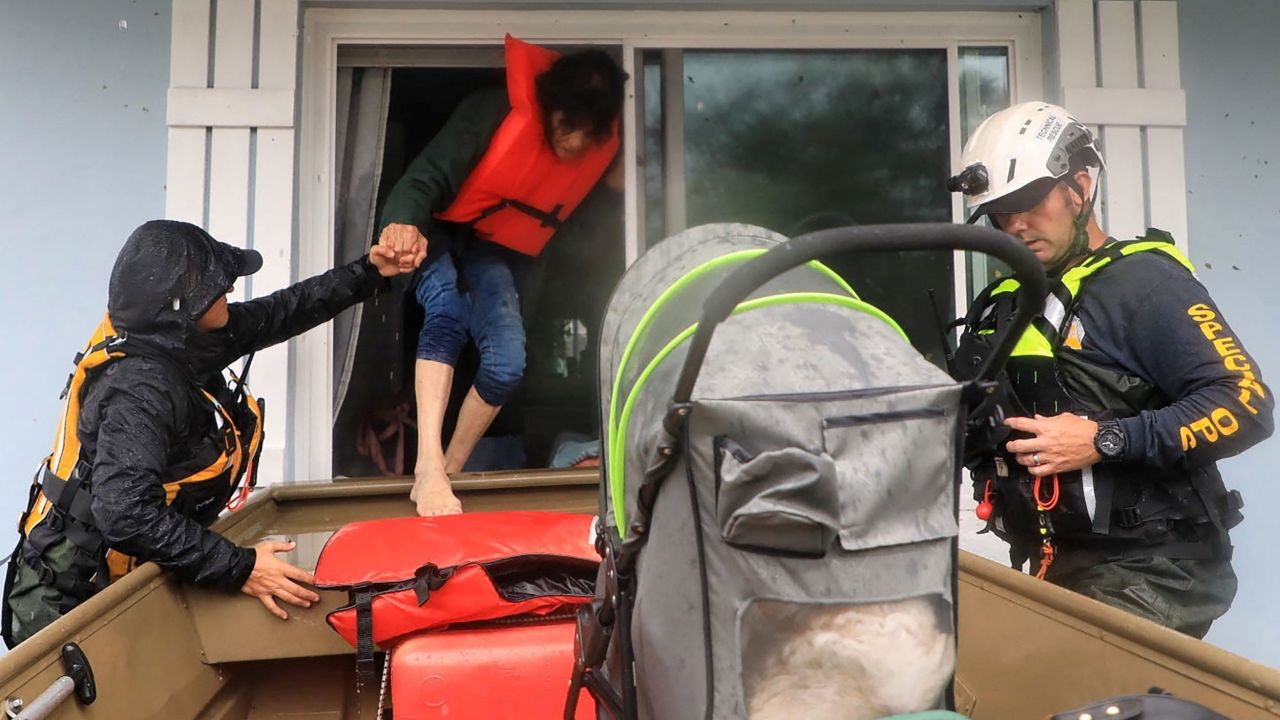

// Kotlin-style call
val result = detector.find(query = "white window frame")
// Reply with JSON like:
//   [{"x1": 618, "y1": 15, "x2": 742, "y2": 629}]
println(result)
[{"x1": 295, "y1": 7, "x2": 1042, "y2": 482}]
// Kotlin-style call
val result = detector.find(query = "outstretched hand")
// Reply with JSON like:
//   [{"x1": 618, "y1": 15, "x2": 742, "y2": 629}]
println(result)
[
  {"x1": 1004, "y1": 413, "x2": 1102, "y2": 477},
  {"x1": 369, "y1": 244, "x2": 414, "y2": 277},
  {"x1": 240, "y1": 539, "x2": 321, "y2": 620},
  {"x1": 374, "y1": 222, "x2": 429, "y2": 276}
]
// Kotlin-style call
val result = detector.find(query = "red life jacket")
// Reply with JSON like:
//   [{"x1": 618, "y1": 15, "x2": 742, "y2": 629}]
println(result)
[
  {"x1": 434, "y1": 34, "x2": 619, "y2": 257},
  {"x1": 389, "y1": 620, "x2": 596, "y2": 719},
  {"x1": 314, "y1": 511, "x2": 599, "y2": 659}
]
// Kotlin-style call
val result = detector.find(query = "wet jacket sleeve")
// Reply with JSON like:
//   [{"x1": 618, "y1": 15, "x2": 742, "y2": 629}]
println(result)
[
  {"x1": 1115, "y1": 272, "x2": 1274, "y2": 471},
  {"x1": 88, "y1": 375, "x2": 256, "y2": 591},
  {"x1": 219, "y1": 256, "x2": 389, "y2": 364},
  {"x1": 378, "y1": 86, "x2": 510, "y2": 235}
]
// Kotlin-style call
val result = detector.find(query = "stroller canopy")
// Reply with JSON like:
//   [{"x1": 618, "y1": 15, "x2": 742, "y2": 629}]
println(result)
[{"x1": 599, "y1": 223, "x2": 949, "y2": 534}]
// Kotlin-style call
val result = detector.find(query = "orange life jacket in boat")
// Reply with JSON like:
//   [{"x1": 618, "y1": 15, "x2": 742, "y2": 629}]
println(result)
[
  {"x1": 314, "y1": 511, "x2": 599, "y2": 673},
  {"x1": 434, "y1": 34, "x2": 619, "y2": 257},
  {"x1": 389, "y1": 619, "x2": 597, "y2": 719}
]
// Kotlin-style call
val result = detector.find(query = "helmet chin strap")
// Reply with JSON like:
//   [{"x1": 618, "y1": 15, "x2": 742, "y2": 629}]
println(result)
[{"x1": 1047, "y1": 168, "x2": 1102, "y2": 276}]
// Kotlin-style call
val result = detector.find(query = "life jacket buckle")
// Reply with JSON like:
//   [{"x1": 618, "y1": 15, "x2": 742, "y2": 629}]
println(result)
[
  {"x1": 46, "y1": 511, "x2": 65, "y2": 533},
  {"x1": 1114, "y1": 506, "x2": 1142, "y2": 529},
  {"x1": 34, "y1": 562, "x2": 55, "y2": 586}
]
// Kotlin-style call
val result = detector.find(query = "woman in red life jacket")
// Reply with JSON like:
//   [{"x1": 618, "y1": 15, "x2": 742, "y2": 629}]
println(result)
[{"x1": 377, "y1": 36, "x2": 625, "y2": 517}]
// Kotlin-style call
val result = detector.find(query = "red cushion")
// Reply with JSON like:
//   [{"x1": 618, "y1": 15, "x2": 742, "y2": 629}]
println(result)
[{"x1": 390, "y1": 620, "x2": 595, "y2": 719}]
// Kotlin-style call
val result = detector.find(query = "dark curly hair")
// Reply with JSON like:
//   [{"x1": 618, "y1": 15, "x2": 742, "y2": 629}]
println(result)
[{"x1": 535, "y1": 49, "x2": 627, "y2": 147}]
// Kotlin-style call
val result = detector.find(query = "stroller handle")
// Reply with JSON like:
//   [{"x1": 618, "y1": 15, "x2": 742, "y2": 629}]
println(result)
[{"x1": 672, "y1": 223, "x2": 1048, "y2": 403}]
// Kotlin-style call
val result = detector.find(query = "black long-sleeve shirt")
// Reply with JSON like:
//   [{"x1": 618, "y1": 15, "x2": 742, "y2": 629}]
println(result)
[
  {"x1": 1066, "y1": 247, "x2": 1273, "y2": 471},
  {"x1": 80, "y1": 258, "x2": 388, "y2": 591},
  {"x1": 379, "y1": 86, "x2": 509, "y2": 235}
]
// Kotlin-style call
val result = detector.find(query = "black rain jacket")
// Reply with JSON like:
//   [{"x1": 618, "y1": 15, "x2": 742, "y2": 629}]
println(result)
[{"x1": 79, "y1": 220, "x2": 387, "y2": 591}]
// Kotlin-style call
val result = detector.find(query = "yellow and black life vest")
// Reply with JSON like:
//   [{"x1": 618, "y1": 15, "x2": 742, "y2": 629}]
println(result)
[
  {"x1": 10, "y1": 315, "x2": 264, "y2": 602},
  {"x1": 953, "y1": 231, "x2": 1241, "y2": 566}
]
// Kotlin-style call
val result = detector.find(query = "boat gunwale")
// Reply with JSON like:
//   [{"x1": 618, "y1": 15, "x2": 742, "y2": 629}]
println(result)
[
  {"x1": 0, "y1": 470, "x2": 600, "y2": 683},
  {"x1": 960, "y1": 551, "x2": 1280, "y2": 705}
]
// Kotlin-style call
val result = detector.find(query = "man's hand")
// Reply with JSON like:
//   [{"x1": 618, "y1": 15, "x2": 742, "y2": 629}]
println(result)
[
  {"x1": 1005, "y1": 414, "x2": 1102, "y2": 476},
  {"x1": 378, "y1": 222, "x2": 428, "y2": 273},
  {"x1": 240, "y1": 539, "x2": 321, "y2": 620}
]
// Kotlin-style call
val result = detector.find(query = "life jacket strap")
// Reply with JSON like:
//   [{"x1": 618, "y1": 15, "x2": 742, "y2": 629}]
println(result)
[
  {"x1": 411, "y1": 563, "x2": 455, "y2": 606},
  {"x1": 473, "y1": 197, "x2": 566, "y2": 231},
  {"x1": 38, "y1": 466, "x2": 98, "y2": 533},
  {"x1": 354, "y1": 589, "x2": 378, "y2": 684},
  {"x1": 1112, "y1": 488, "x2": 1244, "y2": 531},
  {"x1": 16, "y1": 553, "x2": 100, "y2": 610},
  {"x1": 61, "y1": 333, "x2": 126, "y2": 400}
]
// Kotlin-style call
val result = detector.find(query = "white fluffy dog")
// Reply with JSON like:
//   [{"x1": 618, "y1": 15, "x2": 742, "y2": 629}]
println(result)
[{"x1": 743, "y1": 596, "x2": 956, "y2": 720}]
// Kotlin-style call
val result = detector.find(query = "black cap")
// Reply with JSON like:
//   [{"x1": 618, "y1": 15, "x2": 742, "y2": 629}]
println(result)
[
  {"x1": 214, "y1": 241, "x2": 263, "y2": 279},
  {"x1": 108, "y1": 220, "x2": 264, "y2": 328}
]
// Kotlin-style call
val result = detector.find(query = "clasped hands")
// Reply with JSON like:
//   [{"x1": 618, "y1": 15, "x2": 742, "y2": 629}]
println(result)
[{"x1": 369, "y1": 223, "x2": 430, "y2": 277}]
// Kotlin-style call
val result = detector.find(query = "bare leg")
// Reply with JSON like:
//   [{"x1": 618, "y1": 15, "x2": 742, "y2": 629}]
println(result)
[
  {"x1": 443, "y1": 386, "x2": 504, "y2": 473},
  {"x1": 410, "y1": 359, "x2": 463, "y2": 516}
]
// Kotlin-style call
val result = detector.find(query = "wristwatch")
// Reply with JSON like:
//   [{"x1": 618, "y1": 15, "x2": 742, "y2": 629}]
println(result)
[{"x1": 1094, "y1": 419, "x2": 1126, "y2": 462}]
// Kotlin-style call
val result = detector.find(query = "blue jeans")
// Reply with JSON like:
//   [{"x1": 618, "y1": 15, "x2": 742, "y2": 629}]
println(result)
[{"x1": 414, "y1": 244, "x2": 526, "y2": 407}]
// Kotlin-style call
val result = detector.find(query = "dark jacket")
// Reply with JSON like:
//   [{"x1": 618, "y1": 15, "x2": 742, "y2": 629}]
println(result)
[
  {"x1": 380, "y1": 86, "x2": 511, "y2": 237},
  {"x1": 1065, "y1": 247, "x2": 1273, "y2": 471},
  {"x1": 80, "y1": 221, "x2": 388, "y2": 591}
]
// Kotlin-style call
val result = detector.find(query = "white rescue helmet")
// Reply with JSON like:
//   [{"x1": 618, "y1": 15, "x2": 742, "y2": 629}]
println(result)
[{"x1": 949, "y1": 101, "x2": 1104, "y2": 223}]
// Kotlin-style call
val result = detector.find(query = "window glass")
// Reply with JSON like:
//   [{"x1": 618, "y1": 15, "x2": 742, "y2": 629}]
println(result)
[
  {"x1": 643, "y1": 52, "x2": 667, "y2": 248},
  {"x1": 958, "y1": 47, "x2": 1012, "y2": 297},
  {"x1": 680, "y1": 50, "x2": 954, "y2": 364}
]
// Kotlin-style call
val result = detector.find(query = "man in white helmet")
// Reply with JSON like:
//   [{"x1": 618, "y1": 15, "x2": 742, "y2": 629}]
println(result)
[{"x1": 948, "y1": 102, "x2": 1273, "y2": 637}]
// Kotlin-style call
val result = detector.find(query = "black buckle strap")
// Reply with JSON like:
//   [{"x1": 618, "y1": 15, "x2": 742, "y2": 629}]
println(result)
[
  {"x1": 354, "y1": 590, "x2": 377, "y2": 683},
  {"x1": 61, "y1": 335, "x2": 126, "y2": 399},
  {"x1": 39, "y1": 466, "x2": 98, "y2": 531},
  {"x1": 1113, "y1": 488, "x2": 1244, "y2": 531},
  {"x1": 20, "y1": 554, "x2": 97, "y2": 603},
  {"x1": 411, "y1": 564, "x2": 455, "y2": 606},
  {"x1": 472, "y1": 198, "x2": 566, "y2": 230},
  {"x1": 1114, "y1": 506, "x2": 1143, "y2": 529},
  {"x1": 1031, "y1": 315, "x2": 1062, "y2": 348}
]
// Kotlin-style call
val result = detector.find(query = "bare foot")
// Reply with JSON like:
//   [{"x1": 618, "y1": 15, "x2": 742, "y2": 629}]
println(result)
[{"x1": 412, "y1": 472, "x2": 462, "y2": 517}]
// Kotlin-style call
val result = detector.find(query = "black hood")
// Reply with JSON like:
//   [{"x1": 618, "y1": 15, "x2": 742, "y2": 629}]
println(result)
[{"x1": 107, "y1": 220, "x2": 262, "y2": 379}]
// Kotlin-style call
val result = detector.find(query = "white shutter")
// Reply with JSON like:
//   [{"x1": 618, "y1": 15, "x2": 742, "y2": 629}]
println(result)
[
  {"x1": 166, "y1": 0, "x2": 301, "y2": 488},
  {"x1": 1055, "y1": 0, "x2": 1188, "y2": 252}
]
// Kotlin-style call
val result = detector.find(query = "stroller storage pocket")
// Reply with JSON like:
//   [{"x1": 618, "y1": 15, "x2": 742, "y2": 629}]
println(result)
[
  {"x1": 822, "y1": 405, "x2": 956, "y2": 551},
  {"x1": 715, "y1": 436, "x2": 839, "y2": 557}
]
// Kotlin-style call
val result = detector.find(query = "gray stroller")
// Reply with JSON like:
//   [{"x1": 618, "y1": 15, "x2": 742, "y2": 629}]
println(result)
[{"x1": 566, "y1": 222, "x2": 1045, "y2": 720}]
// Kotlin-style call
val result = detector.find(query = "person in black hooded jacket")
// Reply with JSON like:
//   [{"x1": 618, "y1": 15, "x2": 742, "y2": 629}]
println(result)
[{"x1": 3, "y1": 220, "x2": 424, "y2": 646}]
